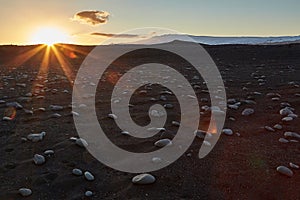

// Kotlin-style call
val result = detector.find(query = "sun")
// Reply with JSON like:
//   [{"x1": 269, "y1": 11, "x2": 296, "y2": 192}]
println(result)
[{"x1": 31, "y1": 27, "x2": 70, "y2": 46}]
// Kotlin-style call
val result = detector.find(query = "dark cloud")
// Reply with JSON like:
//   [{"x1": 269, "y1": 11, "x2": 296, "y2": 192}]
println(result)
[
  {"x1": 91, "y1": 32, "x2": 140, "y2": 38},
  {"x1": 72, "y1": 10, "x2": 110, "y2": 26}
]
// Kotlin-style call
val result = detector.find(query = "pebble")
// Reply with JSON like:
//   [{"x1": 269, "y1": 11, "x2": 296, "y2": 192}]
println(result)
[
  {"x1": 276, "y1": 166, "x2": 293, "y2": 177},
  {"x1": 279, "y1": 138, "x2": 289, "y2": 143},
  {"x1": 6, "y1": 102, "x2": 23, "y2": 109},
  {"x1": 264, "y1": 126, "x2": 275, "y2": 132},
  {"x1": 2, "y1": 116, "x2": 13, "y2": 121},
  {"x1": 50, "y1": 105, "x2": 64, "y2": 111},
  {"x1": 50, "y1": 113, "x2": 62, "y2": 118},
  {"x1": 85, "y1": 191, "x2": 93, "y2": 197},
  {"x1": 152, "y1": 157, "x2": 162, "y2": 163},
  {"x1": 19, "y1": 188, "x2": 32, "y2": 197},
  {"x1": 171, "y1": 121, "x2": 180, "y2": 127},
  {"x1": 84, "y1": 171, "x2": 95, "y2": 181},
  {"x1": 273, "y1": 124, "x2": 283, "y2": 130},
  {"x1": 44, "y1": 150, "x2": 54, "y2": 156},
  {"x1": 280, "y1": 107, "x2": 293, "y2": 116},
  {"x1": 242, "y1": 108, "x2": 254, "y2": 116},
  {"x1": 154, "y1": 139, "x2": 172, "y2": 147},
  {"x1": 72, "y1": 168, "x2": 83, "y2": 176},
  {"x1": 75, "y1": 138, "x2": 88, "y2": 148},
  {"x1": 27, "y1": 132, "x2": 46, "y2": 142},
  {"x1": 284, "y1": 132, "x2": 300, "y2": 139},
  {"x1": 289, "y1": 163, "x2": 299, "y2": 169},
  {"x1": 222, "y1": 128, "x2": 233, "y2": 136},
  {"x1": 282, "y1": 117, "x2": 293, "y2": 122},
  {"x1": 33, "y1": 154, "x2": 46, "y2": 165},
  {"x1": 132, "y1": 174, "x2": 156, "y2": 185},
  {"x1": 108, "y1": 113, "x2": 117, "y2": 119}
]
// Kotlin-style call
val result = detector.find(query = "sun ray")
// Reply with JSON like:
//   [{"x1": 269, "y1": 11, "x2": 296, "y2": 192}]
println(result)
[{"x1": 51, "y1": 45, "x2": 75, "y2": 84}]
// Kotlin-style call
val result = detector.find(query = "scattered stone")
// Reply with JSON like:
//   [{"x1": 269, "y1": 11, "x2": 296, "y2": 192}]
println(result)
[
  {"x1": 288, "y1": 113, "x2": 298, "y2": 118},
  {"x1": 279, "y1": 138, "x2": 289, "y2": 143},
  {"x1": 151, "y1": 157, "x2": 162, "y2": 163},
  {"x1": 154, "y1": 139, "x2": 172, "y2": 147},
  {"x1": 242, "y1": 108, "x2": 254, "y2": 116},
  {"x1": 289, "y1": 163, "x2": 299, "y2": 169},
  {"x1": 171, "y1": 121, "x2": 180, "y2": 127},
  {"x1": 85, "y1": 191, "x2": 93, "y2": 197},
  {"x1": 75, "y1": 138, "x2": 88, "y2": 148},
  {"x1": 50, "y1": 113, "x2": 62, "y2": 118},
  {"x1": 19, "y1": 188, "x2": 32, "y2": 197},
  {"x1": 280, "y1": 107, "x2": 293, "y2": 116},
  {"x1": 264, "y1": 126, "x2": 275, "y2": 132},
  {"x1": 44, "y1": 150, "x2": 54, "y2": 156},
  {"x1": 132, "y1": 174, "x2": 156, "y2": 185},
  {"x1": 282, "y1": 117, "x2": 293, "y2": 122},
  {"x1": 49, "y1": 105, "x2": 63, "y2": 111},
  {"x1": 121, "y1": 131, "x2": 130, "y2": 136},
  {"x1": 6, "y1": 102, "x2": 23, "y2": 109},
  {"x1": 203, "y1": 140, "x2": 212, "y2": 146},
  {"x1": 27, "y1": 132, "x2": 46, "y2": 142},
  {"x1": 222, "y1": 128, "x2": 233, "y2": 136},
  {"x1": 284, "y1": 132, "x2": 300, "y2": 139},
  {"x1": 276, "y1": 166, "x2": 293, "y2": 177},
  {"x1": 2, "y1": 116, "x2": 13, "y2": 121},
  {"x1": 33, "y1": 154, "x2": 46, "y2": 165},
  {"x1": 274, "y1": 124, "x2": 283, "y2": 130},
  {"x1": 163, "y1": 103, "x2": 174, "y2": 109},
  {"x1": 72, "y1": 168, "x2": 83, "y2": 176},
  {"x1": 108, "y1": 113, "x2": 117, "y2": 119},
  {"x1": 84, "y1": 171, "x2": 95, "y2": 181}
]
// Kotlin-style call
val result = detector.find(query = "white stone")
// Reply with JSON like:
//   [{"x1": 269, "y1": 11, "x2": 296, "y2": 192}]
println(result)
[
  {"x1": 279, "y1": 138, "x2": 289, "y2": 143},
  {"x1": 264, "y1": 126, "x2": 275, "y2": 132},
  {"x1": 85, "y1": 191, "x2": 93, "y2": 197},
  {"x1": 282, "y1": 117, "x2": 293, "y2": 122},
  {"x1": 27, "y1": 132, "x2": 46, "y2": 142},
  {"x1": 2, "y1": 116, "x2": 12, "y2": 121},
  {"x1": 108, "y1": 113, "x2": 117, "y2": 119},
  {"x1": 222, "y1": 128, "x2": 233, "y2": 136},
  {"x1": 151, "y1": 157, "x2": 162, "y2": 163},
  {"x1": 289, "y1": 163, "x2": 299, "y2": 169},
  {"x1": 33, "y1": 154, "x2": 45, "y2": 165},
  {"x1": 276, "y1": 166, "x2": 293, "y2": 177},
  {"x1": 280, "y1": 107, "x2": 293, "y2": 116},
  {"x1": 72, "y1": 168, "x2": 83, "y2": 176},
  {"x1": 154, "y1": 139, "x2": 172, "y2": 147},
  {"x1": 132, "y1": 174, "x2": 156, "y2": 185},
  {"x1": 84, "y1": 171, "x2": 95, "y2": 181},
  {"x1": 76, "y1": 138, "x2": 88, "y2": 148},
  {"x1": 274, "y1": 124, "x2": 283, "y2": 130},
  {"x1": 44, "y1": 150, "x2": 54, "y2": 156},
  {"x1": 284, "y1": 132, "x2": 300, "y2": 139},
  {"x1": 242, "y1": 108, "x2": 254, "y2": 116},
  {"x1": 50, "y1": 105, "x2": 64, "y2": 111},
  {"x1": 19, "y1": 188, "x2": 32, "y2": 197}
]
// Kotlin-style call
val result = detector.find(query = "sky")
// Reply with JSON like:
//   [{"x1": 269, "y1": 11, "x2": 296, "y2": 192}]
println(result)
[{"x1": 0, "y1": 0, "x2": 299, "y2": 45}]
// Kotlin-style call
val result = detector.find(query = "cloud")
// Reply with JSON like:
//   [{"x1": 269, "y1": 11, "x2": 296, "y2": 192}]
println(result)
[
  {"x1": 72, "y1": 10, "x2": 110, "y2": 26},
  {"x1": 91, "y1": 32, "x2": 140, "y2": 38}
]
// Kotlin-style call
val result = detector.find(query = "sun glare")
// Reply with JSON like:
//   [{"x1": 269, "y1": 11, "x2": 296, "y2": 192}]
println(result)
[{"x1": 31, "y1": 27, "x2": 69, "y2": 46}]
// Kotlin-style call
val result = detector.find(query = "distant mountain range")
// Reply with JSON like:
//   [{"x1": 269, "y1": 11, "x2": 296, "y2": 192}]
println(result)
[{"x1": 132, "y1": 34, "x2": 300, "y2": 45}]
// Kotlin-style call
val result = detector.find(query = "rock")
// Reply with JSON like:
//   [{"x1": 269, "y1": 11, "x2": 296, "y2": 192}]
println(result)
[
  {"x1": 284, "y1": 132, "x2": 300, "y2": 139},
  {"x1": 72, "y1": 168, "x2": 83, "y2": 176},
  {"x1": 121, "y1": 131, "x2": 130, "y2": 136},
  {"x1": 75, "y1": 138, "x2": 88, "y2": 148},
  {"x1": 164, "y1": 103, "x2": 174, "y2": 109},
  {"x1": 222, "y1": 128, "x2": 233, "y2": 136},
  {"x1": 171, "y1": 121, "x2": 180, "y2": 127},
  {"x1": 44, "y1": 150, "x2": 54, "y2": 156},
  {"x1": 27, "y1": 132, "x2": 46, "y2": 142},
  {"x1": 49, "y1": 105, "x2": 64, "y2": 111},
  {"x1": 276, "y1": 166, "x2": 293, "y2": 177},
  {"x1": 2, "y1": 116, "x2": 13, "y2": 121},
  {"x1": 108, "y1": 113, "x2": 117, "y2": 119},
  {"x1": 279, "y1": 138, "x2": 289, "y2": 143},
  {"x1": 274, "y1": 124, "x2": 283, "y2": 130},
  {"x1": 50, "y1": 113, "x2": 61, "y2": 118},
  {"x1": 288, "y1": 113, "x2": 298, "y2": 118},
  {"x1": 85, "y1": 191, "x2": 93, "y2": 197},
  {"x1": 150, "y1": 110, "x2": 165, "y2": 117},
  {"x1": 154, "y1": 139, "x2": 172, "y2": 147},
  {"x1": 203, "y1": 140, "x2": 211, "y2": 146},
  {"x1": 132, "y1": 174, "x2": 156, "y2": 185},
  {"x1": 33, "y1": 154, "x2": 46, "y2": 165},
  {"x1": 19, "y1": 188, "x2": 32, "y2": 197},
  {"x1": 289, "y1": 163, "x2": 299, "y2": 169},
  {"x1": 264, "y1": 126, "x2": 275, "y2": 132},
  {"x1": 280, "y1": 107, "x2": 293, "y2": 116},
  {"x1": 6, "y1": 102, "x2": 23, "y2": 109},
  {"x1": 282, "y1": 117, "x2": 293, "y2": 122},
  {"x1": 84, "y1": 171, "x2": 95, "y2": 181},
  {"x1": 151, "y1": 157, "x2": 162, "y2": 163},
  {"x1": 242, "y1": 108, "x2": 254, "y2": 116}
]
